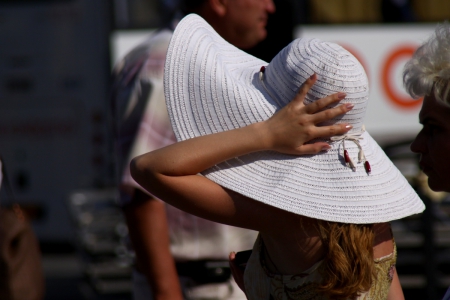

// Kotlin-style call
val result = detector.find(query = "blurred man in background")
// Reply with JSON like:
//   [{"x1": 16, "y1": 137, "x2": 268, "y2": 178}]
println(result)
[{"x1": 111, "y1": 0, "x2": 275, "y2": 299}]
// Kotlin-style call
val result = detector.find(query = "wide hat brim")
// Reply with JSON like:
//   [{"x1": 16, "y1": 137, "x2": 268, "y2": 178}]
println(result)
[{"x1": 164, "y1": 14, "x2": 424, "y2": 224}]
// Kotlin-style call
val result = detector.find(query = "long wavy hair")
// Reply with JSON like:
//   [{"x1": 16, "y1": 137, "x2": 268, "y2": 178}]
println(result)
[{"x1": 315, "y1": 221, "x2": 376, "y2": 300}]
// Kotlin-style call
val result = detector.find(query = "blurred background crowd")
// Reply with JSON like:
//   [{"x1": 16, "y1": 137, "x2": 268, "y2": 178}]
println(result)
[{"x1": 0, "y1": 0, "x2": 450, "y2": 299}]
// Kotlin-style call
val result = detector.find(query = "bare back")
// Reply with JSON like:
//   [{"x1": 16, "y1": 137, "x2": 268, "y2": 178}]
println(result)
[
  {"x1": 228, "y1": 190, "x2": 395, "y2": 275},
  {"x1": 260, "y1": 213, "x2": 394, "y2": 275}
]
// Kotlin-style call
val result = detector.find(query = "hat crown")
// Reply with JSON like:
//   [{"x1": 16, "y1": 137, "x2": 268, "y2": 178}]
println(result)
[{"x1": 264, "y1": 38, "x2": 369, "y2": 133}]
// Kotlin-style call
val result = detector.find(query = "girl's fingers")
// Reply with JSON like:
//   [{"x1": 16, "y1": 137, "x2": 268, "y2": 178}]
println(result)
[
  {"x1": 229, "y1": 251, "x2": 236, "y2": 262},
  {"x1": 294, "y1": 124, "x2": 353, "y2": 155},
  {"x1": 229, "y1": 251, "x2": 238, "y2": 274},
  {"x1": 270, "y1": 75, "x2": 353, "y2": 154},
  {"x1": 303, "y1": 92, "x2": 347, "y2": 115},
  {"x1": 229, "y1": 252, "x2": 246, "y2": 293},
  {"x1": 313, "y1": 124, "x2": 353, "y2": 139},
  {"x1": 296, "y1": 143, "x2": 331, "y2": 155},
  {"x1": 292, "y1": 74, "x2": 317, "y2": 106},
  {"x1": 311, "y1": 103, "x2": 354, "y2": 124}
]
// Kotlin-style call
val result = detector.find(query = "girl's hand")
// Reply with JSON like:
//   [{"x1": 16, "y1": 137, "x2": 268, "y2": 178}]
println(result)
[
  {"x1": 261, "y1": 74, "x2": 353, "y2": 155},
  {"x1": 229, "y1": 252, "x2": 246, "y2": 294}
]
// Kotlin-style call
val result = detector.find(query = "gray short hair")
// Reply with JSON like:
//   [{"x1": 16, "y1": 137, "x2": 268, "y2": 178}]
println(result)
[{"x1": 403, "y1": 23, "x2": 450, "y2": 106}]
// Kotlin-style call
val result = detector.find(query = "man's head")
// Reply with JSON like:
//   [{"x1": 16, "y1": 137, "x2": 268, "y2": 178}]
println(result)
[{"x1": 185, "y1": 0, "x2": 275, "y2": 49}]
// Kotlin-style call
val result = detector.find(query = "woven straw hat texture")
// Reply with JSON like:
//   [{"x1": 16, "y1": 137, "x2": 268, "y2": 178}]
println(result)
[{"x1": 164, "y1": 14, "x2": 424, "y2": 224}]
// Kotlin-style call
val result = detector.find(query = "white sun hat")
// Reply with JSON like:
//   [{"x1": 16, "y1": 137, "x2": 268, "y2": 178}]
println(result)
[{"x1": 164, "y1": 14, "x2": 425, "y2": 224}]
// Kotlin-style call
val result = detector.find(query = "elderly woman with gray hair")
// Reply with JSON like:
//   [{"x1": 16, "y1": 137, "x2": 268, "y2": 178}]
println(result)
[
  {"x1": 404, "y1": 23, "x2": 450, "y2": 193},
  {"x1": 403, "y1": 23, "x2": 450, "y2": 300}
]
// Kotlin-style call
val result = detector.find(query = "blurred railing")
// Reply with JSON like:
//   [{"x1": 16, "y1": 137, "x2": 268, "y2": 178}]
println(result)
[{"x1": 67, "y1": 189, "x2": 134, "y2": 297}]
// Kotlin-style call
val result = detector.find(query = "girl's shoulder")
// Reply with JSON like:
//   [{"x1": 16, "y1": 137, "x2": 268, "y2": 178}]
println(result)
[{"x1": 373, "y1": 222, "x2": 395, "y2": 260}]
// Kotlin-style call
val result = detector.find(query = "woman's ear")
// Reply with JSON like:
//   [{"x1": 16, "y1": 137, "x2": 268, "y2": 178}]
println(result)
[{"x1": 207, "y1": 0, "x2": 228, "y2": 17}]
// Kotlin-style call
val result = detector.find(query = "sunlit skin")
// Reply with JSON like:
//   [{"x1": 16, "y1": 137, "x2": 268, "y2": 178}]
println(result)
[{"x1": 410, "y1": 94, "x2": 450, "y2": 192}]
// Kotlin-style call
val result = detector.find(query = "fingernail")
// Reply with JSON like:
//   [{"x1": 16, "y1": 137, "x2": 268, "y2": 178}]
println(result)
[
  {"x1": 309, "y1": 74, "x2": 315, "y2": 80},
  {"x1": 345, "y1": 124, "x2": 353, "y2": 130},
  {"x1": 322, "y1": 145, "x2": 331, "y2": 151},
  {"x1": 345, "y1": 103, "x2": 354, "y2": 109},
  {"x1": 338, "y1": 92, "x2": 346, "y2": 100}
]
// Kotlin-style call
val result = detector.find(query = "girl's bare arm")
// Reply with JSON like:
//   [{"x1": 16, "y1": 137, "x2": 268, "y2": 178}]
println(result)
[{"x1": 131, "y1": 75, "x2": 352, "y2": 229}]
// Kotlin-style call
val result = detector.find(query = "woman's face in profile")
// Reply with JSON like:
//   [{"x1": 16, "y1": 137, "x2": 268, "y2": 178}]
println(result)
[{"x1": 411, "y1": 94, "x2": 450, "y2": 192}]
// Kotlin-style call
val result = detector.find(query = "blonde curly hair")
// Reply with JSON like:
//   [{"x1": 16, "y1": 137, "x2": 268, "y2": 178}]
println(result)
[
  {"x1": 316, "y1": 221, "x2": 376, "y2": 300},
  {"x1": 403, "y1": 23, "x2": 450, "y2": 106}
]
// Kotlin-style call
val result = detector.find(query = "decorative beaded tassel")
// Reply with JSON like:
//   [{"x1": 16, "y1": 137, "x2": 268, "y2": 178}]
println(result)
[
  {"x1": 340, "y1": 136, "x2": 371, "y2": 174},
  {"x1": 342, "y1": 140, "x2": 356, "y2": 171},
  {"x1": 356, "y1": 142, "x2": 371, "y2": 174}
]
